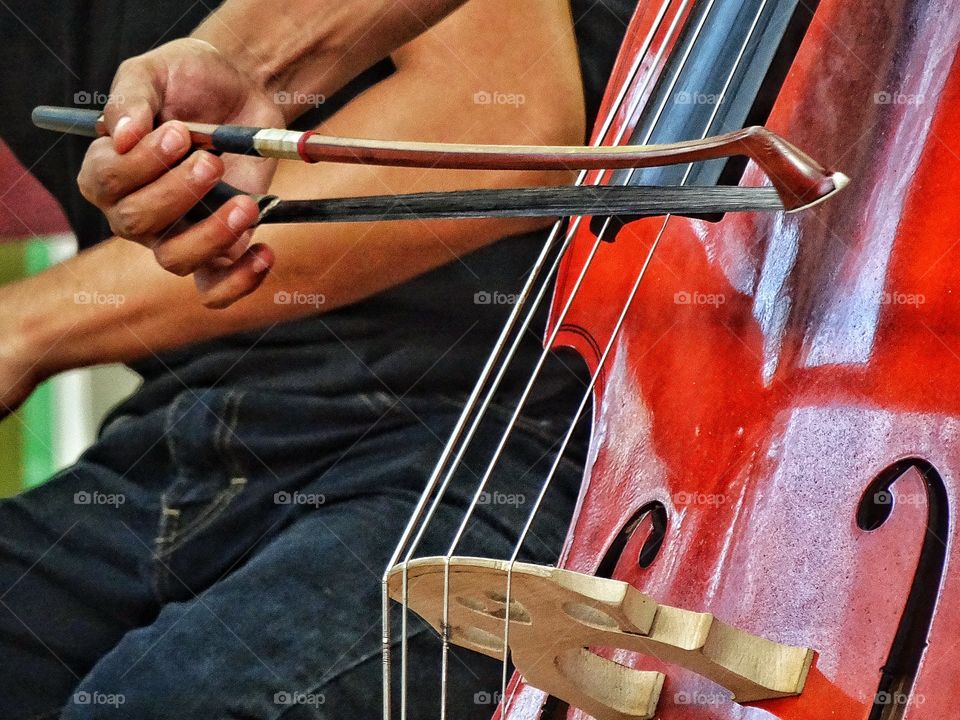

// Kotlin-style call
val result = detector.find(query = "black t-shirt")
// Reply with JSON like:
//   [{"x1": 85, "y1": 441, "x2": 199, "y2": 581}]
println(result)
[{"x1": 0, "y1": 0, "x2": 638, "y2": 414}]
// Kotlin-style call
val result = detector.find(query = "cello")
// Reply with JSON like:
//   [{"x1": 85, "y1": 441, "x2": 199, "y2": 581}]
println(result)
[
  {"x1": 384, "y1": 0, "x2": 960, "y2": 719},
  {"x1": 29, "y1": 0, "x2": 955, "y2": 716}
]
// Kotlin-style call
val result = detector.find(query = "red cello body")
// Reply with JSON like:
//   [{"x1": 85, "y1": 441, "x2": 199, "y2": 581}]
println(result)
[{"x1": 507, "y1": 0, "x2": 960, "y2": 717}]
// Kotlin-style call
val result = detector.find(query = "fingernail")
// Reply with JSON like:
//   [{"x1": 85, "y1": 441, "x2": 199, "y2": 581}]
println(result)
[
  {"x1": 114, "y1": 116, "x2": 132, "y2": 136},
  {"x1": 227, "y1": 205, "x2": 251, "y2": 233},
  {"x1": 192, "y1": 153, "x2": 219, "y2": 184},
  {"x1": 160, "y1": 126, "x2": 186, "y2": 155},
  {"x1": 252, "y1": 254, "x2": 271, "y2": 273}
]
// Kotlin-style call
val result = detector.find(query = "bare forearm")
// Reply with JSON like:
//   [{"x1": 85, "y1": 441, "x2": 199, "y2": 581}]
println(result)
[
  {"x1": 5, "y1": 224, "x2": 437, "y2": 377},
  {"x1": 6, "y1": 239, "x2": 270, "y2": 378},
  {"x1": 14, "y1": 0, "x2": 584, "y2": 381},
  {"x1": 9, "y1": 209, "x2": 551, "y2": 382},
  {"x1": 193, "y1": 0, "x2": 467, "y2": 121}
]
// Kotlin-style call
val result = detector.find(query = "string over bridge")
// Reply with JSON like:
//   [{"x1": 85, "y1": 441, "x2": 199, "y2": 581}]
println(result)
[{"x1": 388, "y1": 557, "x2": 814, "y2": 720}]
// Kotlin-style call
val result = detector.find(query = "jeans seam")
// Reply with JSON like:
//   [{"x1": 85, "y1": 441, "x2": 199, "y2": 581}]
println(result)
[
  {"x1": 215, "y1": 390, "x2": 247, "y2": 480},
  {"x1": 155, "y1": 478, "x2": 248, "y2": 560},
  {"x1": 151, "y1": 478, "x2": 247, "y2": 600},
  {"x1": 162, "y1": 393, "x2": 189, "y2": 470},
  {"x1": 151, "y1": 498, "x2": 182, "y2": 601},
  {"x1": 152, "y1": 391, "x2": 250, "y2": 600}
]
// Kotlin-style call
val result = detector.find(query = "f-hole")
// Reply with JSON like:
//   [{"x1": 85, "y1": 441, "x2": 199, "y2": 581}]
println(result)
[
  {"x1": 857, "y1": 458, "x2": 948, "y2": 720},
  {"x1": 596, "y1": 502, "x2": 669, "y2": 578},
  {"x1": 539, "y1": 504, "x2": 668, "y2": 720}
]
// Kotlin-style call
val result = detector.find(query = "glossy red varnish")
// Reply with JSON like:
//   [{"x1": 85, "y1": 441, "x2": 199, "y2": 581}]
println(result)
[{"x1": 503, "y1": 0, "x2": 960, "y2": 718}]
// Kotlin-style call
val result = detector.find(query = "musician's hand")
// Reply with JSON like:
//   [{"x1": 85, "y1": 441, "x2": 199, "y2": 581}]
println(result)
[{"x1": 77, "y1": 38, "x2": 281, "y2": 307}]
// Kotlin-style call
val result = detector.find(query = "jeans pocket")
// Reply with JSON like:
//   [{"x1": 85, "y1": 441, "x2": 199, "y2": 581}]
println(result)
[
  {"x1": 155, "y1": 477, "x2": 249, "y2": 559},
  {"x1": 151, "y1": 475, "x2": 248, "y2": 601}
]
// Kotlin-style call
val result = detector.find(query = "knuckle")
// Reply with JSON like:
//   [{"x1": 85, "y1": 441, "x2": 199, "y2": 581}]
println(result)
[
  {"x1": 114, "y1": 57, "x2": 139, "y2": 81},
  {"x1": 152, "y1": 245, "x2": 191, "y2": 277},
  {"x1": 76, "y1": 168, "x2": 96, "y2": 203},
  {"x1": 111, "y1": 205, "x2": 137, "y2": 236},
  {"x1": 77, "y1": 140, "x2": 115, "y2": 202},
  {"x1": 110, "y1": 202, "x2": 150, "y2": 239},
  {"x1": 93, "y1": 163, "x2": 126, "y2": 200}
]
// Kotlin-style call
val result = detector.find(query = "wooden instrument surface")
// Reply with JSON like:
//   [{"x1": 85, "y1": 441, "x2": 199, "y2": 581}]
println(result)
[{"x1": 507, "y1": 0, "x2": 960, "y2": 717}]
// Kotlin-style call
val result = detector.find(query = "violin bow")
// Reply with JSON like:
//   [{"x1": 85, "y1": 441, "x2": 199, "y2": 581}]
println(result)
[{"x1": 32, "y1": 106, "x2": 848, "y2": 224}]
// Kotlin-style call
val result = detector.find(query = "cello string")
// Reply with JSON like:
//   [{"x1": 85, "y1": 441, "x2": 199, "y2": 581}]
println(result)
[
  {"x1": 442, "y1": 0, "x2": 722, "y2": 567},
  {"x1": 429, "y1": 2, "x2": 695, "y2": 714},
  {"x1": 427, "y1": 2, "x2": 705, "y2": 717},
  {"x1": 401, "y1": 0, "x2": 683, "y2": 576},
  {"x1": 385, "y1": 65, "x2": 650, "y2": 720},
  {"x1": 433, "y1": 0, "x2": 710, "y2": 557},
  {"x1": 590, "y1": 0, "x2": 721, "y2": 246},
  {"x1": 382, "y1": 2, "x2": 680, "y2": 718},
  {"x1": 398, "y1": 0, "x2": 698, "y2": 582},
  {"x1": 389, "y1": 191, "x2": 567, "y2": 720},
  {"x1": 391, "y1": 0, "x2": 677, "y2": 578},
  {"x1": 411, "y1": 0, "x2": 714, "y2": 670},
  {"x1": 494, "y1": 0, "x2": 724, "y2": 701},
  {"x1": 424, "y1": 0, "x2": 716, "y2": 711},
  {"x1": 499, "y1": 0, "x2": 771, "y2": 713}
]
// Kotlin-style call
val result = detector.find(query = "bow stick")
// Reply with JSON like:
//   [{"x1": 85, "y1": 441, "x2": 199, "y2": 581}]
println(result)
[{"x1": 32, "y1": 106, "x2": 848, "y2": 224}]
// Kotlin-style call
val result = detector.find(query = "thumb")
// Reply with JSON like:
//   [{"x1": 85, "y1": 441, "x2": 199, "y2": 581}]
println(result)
[{"x1": 103, "y1": 56, "x2": 165, "y2": 153}]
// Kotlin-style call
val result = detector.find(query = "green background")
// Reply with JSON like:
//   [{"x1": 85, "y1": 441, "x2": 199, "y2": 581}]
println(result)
[{"x1": 0, "y1": 240, "x2": 56, "y2": 497}]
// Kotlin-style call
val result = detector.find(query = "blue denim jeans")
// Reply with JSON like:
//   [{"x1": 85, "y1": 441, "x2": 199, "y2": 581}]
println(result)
[{"x1": 0, "y1": 388, "x2": 581, "y2": 719}]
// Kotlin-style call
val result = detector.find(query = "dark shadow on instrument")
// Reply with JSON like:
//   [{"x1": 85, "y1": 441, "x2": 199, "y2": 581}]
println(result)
[
  {"x1": 591, "y1": 0, "x2": 818, "y2": 238},
  {"x1": 596, "y1": 501, "x2": 669, "y2": 578}
]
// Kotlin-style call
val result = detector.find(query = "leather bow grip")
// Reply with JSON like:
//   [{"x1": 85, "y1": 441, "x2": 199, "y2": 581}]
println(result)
[
  {"x1": 187, "y1": 183, "x2": 279, "y2": 225},
  {"x1": 31, "y1": 107, "x2": 276, "y2": 225}
]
